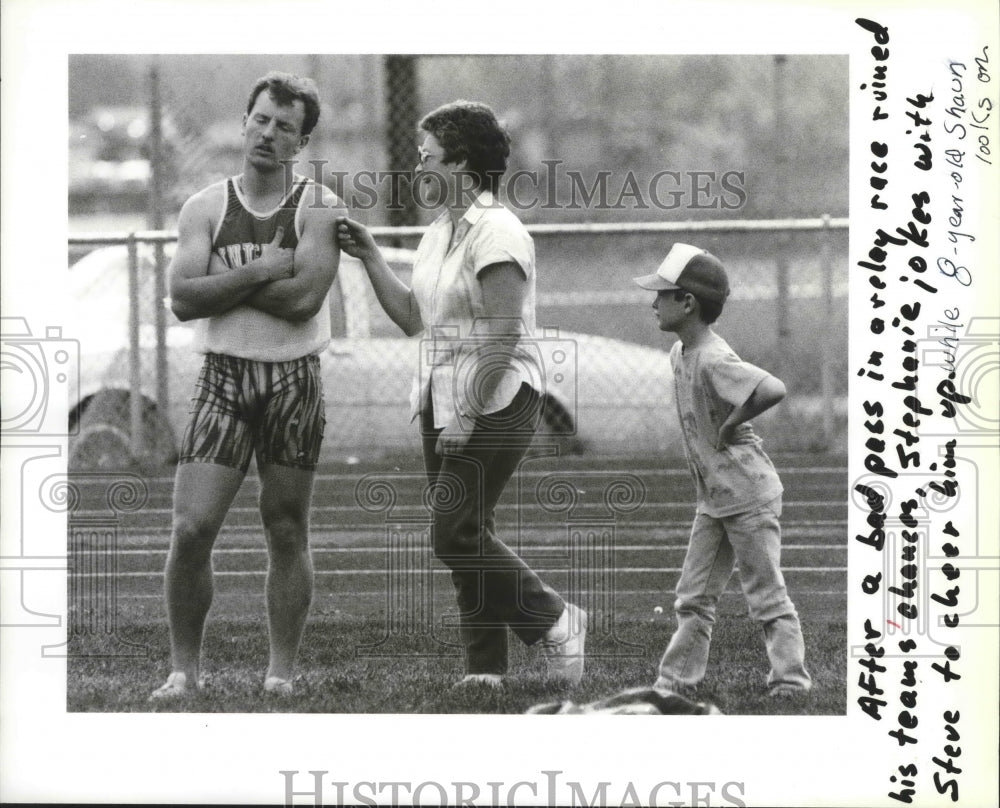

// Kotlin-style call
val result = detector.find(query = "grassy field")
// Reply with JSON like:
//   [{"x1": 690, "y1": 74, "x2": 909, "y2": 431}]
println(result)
[
  {"x1": 67, "y1": 612, "x2": 845, "y2": 715},
  {"x1": 65, "y1": 453, "x2": 847, "y2": 716}
]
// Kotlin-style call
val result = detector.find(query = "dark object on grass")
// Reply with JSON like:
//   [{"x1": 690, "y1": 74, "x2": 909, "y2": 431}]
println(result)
[{"x1": 526, "y1": 686, "x2": 722, "y2": 715}]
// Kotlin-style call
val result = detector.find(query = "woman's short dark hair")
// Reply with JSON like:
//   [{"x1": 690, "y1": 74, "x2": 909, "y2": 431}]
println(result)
[
  {"x1": 419, "y1": 100, "x2": 511, "y2": 194},
  {"x1": 246, "y1": 72, "x2": 321, "y2": 136},
  {"x1": 672, "y1": 288, "x2": 724, "y2": 324}
]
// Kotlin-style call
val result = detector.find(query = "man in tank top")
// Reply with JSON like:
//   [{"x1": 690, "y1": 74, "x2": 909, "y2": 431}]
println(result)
[{"x1": 151, "y1": 72, "x2": 345, "y2": 700}]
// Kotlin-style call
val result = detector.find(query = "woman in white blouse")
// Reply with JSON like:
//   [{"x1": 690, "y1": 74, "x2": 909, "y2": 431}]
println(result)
[{"x1": 336, "y1": 100, "x2": 586, "y2": 687}]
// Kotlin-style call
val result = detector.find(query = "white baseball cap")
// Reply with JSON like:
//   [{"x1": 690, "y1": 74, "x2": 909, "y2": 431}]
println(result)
[{"x1": 633, "y1": 243, "x2": 730, "y2": 304}]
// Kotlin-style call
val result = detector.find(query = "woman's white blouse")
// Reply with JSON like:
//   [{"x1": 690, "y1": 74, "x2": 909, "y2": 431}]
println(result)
[{"x1": 409, "y1": 190, "x2": 541, "y2": 428}]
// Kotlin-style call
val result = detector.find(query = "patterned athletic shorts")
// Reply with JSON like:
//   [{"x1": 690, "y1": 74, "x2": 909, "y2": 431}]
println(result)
[{"x1": 179, "y1": 353, "x2": 326, "y2": 471}]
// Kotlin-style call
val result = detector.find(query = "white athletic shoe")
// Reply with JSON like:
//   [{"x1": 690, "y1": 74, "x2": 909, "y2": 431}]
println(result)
[
  {"x1": 264, "y1": 675, "x2": 294, "y2": 696},
  {"x1": 453, "y1": 673, "x2": 503, "y2": 689},
  {"x1": 768, "y1": 683, "x2": 810, "y2": 698},
  {"x1": 539, "y1": 603, "x2": 587, "y2": 684},
  {"x1": 149, "y1": 671, "x2": 201, "y2": 701}
]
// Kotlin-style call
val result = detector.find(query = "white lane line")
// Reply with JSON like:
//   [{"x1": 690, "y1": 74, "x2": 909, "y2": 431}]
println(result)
[
  {"x1": 90, "y1": 566, "x2": 848, "y2": 578},
  {"x1": 69, "y1": 466, "x2": 848, "y2": 484},
  {"x1": 101, "y1": 543, "x2": 849, "y2": 556},
  {"x1": 78, "y1": 500, "x2": 850, "y2": 514},
  {"x1": 117, "y1": 591, "x2": 850, "y2": 601}
]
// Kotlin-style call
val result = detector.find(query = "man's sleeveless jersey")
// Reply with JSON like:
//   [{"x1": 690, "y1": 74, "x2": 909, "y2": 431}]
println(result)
[{"x1": 192, "y1": 175, "x2": 332, "y2": 361}]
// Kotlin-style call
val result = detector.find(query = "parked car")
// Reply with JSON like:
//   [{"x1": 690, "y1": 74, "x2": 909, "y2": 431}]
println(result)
[{"x1": 68, "y1": 244, "x2": 679, "y2": 469}]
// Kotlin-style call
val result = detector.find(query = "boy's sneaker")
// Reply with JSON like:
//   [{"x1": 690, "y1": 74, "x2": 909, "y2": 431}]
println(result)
[
  {"x1": 539, "y1": 603, "x2": 587, "y2": 684},
  {"x1": 264, "y1": 676, "x2": 294, "y2": 696},
  {"x1": 149, "y1": 671, "x2": 201, "y2": 701},
  {"x1": 768, "y1": 683, "x2": 810, "y2": 698}
]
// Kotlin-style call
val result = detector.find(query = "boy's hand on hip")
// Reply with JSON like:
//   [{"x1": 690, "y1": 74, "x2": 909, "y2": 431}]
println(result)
[{"x1": 716, "y1": 421, "x2": 738, "y2": 450}]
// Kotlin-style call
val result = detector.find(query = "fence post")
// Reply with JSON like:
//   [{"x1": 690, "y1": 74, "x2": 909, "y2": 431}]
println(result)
[
  {"x1": 153, "y1": 247, "x2": 168, "y2": 426},
  {"x1": 148, "y1": 62, "x2": 170, "y2": 429},
  {"x1": 773, "y1": 55, "x2": 790, "y2": 377},
  {"x1": 126, "y1": 234, "x2": 143, "y2": 461},
  {"x1": 361, "y1": 55, "x2": 386, "y2": 224},
  {"x1": 820, "y1": 214, "x2": 835, "y2": 448},
  {"x1": 383, "y1": 55, "x2": 419, "y2": 238}
]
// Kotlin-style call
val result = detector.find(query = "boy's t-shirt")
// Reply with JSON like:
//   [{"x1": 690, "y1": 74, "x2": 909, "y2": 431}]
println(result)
[{"x1": 670, "y1": 331, "x2": 783, "y2": 517}]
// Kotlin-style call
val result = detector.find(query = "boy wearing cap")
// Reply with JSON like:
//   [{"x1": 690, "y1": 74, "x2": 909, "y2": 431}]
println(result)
[{"x1": 634, "y1": 243, "x2": 811, "y2": 699}]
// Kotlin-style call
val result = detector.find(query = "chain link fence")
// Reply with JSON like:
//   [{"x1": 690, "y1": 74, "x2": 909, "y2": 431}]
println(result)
[{"x1": 67, "y1": 54, "x2": 848, "y2": 467}]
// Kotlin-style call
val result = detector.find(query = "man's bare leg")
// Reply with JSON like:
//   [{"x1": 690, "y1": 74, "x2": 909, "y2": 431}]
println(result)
[
  {"x1": 258, "y1": 462, "x2": 316, "y2": 692},
  {"x1": 152, "y1": 462, "x2": 245, "y2": 698}
]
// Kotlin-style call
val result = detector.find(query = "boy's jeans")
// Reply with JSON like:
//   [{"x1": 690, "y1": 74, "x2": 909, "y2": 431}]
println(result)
[{"x1": 656, "y1": 499, "x2": 812, "y2": 693}]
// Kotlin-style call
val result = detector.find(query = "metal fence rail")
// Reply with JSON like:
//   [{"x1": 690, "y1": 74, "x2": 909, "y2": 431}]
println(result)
[{"x1": 68, "y1": 215, "x2": 848, "y2": 246}]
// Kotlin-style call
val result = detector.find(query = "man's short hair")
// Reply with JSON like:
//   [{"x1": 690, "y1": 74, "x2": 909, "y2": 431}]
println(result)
[
  {"x1": 419, "y1": 100, "x2": 511, "y2": 194},
  {"x1": 246, "y1": 71, "x2": 321, "y2": 136}
]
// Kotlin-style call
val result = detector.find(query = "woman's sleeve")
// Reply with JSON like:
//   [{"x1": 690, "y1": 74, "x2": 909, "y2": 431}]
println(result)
[{"x1": 469, "y1": 214, "x2": 534, "y2": 280}]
